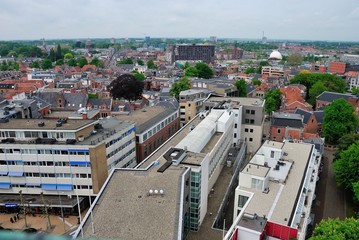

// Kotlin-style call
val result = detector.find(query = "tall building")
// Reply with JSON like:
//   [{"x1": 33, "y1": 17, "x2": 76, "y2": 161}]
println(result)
[
  {"x1": 226, "y1": 140, "x2": 322, "y2": 240},
  {"x1": 0, "y1": 118, "x2": 136, "y2": 213},
  {"x1": 171, "y1": 44, "x2": 215, "y2": 64},
  {"x1": 75, "y1": 97, "x2": 255, "y2": 239}
]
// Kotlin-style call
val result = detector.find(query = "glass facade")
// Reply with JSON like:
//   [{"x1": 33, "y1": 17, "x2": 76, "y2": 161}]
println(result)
[{"x1": 189, "y1": 170, "x2": 201, "y2": 231}]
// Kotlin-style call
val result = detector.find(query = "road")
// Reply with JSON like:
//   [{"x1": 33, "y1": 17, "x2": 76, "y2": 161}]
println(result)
[{"x1": 312, "y1": 149, "x2": 346, "y2": 227}]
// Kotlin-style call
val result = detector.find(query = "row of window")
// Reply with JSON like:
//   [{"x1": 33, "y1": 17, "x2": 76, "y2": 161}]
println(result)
[
  {"x1": 106, "y1": 139, "x2": 134, "y2": 158},
  {"x1": 19, "y1": 173, "x2": 91, "y2": 178},
  {"x1": 0, "y1": 161, "x2": 90, "y2": 167},
  {"x1": 111, "y1": 149, "x2": 135, "y2": 167},
  {"x1": 244, "y1": 119, "x2": 255, "y2": 124},
  {"x1": 142, "y1": 112, "x2": 178, "y2": 142},
  {"x1": 10, "y1": 184, "x2": 92, "y2": 190},
  {"x1": 105, "y1": 127, "x2": 135, "y2": 148},
  {"x1": 245, "y1": 109, "x2": 256, "y2": 115},
  {"x1": 0, "y1": 148, "x2": 89, "y2": 155},
  {"x1": 1, "y1": 131, "x2": 75, "y2": 140},
  {"x1": 244, "y1": 128, "x2": 254, "y2": 133}
]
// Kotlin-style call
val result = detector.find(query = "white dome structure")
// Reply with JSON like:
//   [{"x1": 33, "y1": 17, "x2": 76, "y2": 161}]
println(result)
[{"x1": 268, "y1": 50, "x2": 282, "y2": 60}]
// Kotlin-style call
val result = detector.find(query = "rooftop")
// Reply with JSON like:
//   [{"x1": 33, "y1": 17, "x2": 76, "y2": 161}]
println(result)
[
  {"x1": 81, "y1": 167, "x2": 187, "y2": 240},
  {"x1": 207, "y1": 96, "x2": 265, "y2": 108},
  {"x1": 0, "y1": 119, "x2": 95, "y2": 131},
  {"x1": 117, "y1": 106, "x2": 176, "y2": 134},
  {"x1": 239, "y1": 141, "x2": 314, "y2": 226}
]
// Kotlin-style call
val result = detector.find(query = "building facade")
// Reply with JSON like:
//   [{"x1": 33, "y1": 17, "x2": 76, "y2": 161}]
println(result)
[
  {"x1": 171, "y1": 44, "x2": 215, "y2": 64},
  {"x1": 0, "y1": 118, "x2": 136, "y2": 201}
]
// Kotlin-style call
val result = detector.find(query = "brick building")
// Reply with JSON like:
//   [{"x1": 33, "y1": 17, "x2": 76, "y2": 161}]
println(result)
[{"x1": 171, "y1": 44, "x2": 215, "y2": 63}]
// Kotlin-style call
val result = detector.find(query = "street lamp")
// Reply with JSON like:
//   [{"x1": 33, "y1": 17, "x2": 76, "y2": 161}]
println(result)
[
  {"x1": 19, "y1": 190, "x2": 28, "y2": 228},
  {"x1": 58, "y1": 192, "x2": 66, "y2": 232}
]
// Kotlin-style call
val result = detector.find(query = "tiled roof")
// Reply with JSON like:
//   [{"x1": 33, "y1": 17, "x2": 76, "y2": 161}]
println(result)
[
  {"x1": 294, "y1": 108, "x2": 312, "y2": 124},
  {"x1": 316, "y1": 91, "x2": 357, "y2": 102}
]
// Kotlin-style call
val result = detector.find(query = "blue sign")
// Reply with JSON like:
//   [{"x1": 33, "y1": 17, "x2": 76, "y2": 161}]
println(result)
[{"x1": 5, "y1": 204, "x2": 19, "y2": 207}]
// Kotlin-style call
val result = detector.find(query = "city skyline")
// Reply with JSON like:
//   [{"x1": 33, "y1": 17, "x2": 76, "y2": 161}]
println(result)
[{"x1": 0, "y1": 0, "x2": 358, "y2": 41}]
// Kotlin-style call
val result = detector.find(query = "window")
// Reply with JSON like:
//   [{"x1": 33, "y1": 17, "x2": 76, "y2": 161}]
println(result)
[
  {"x1": 250, "y1": 119, "x2": 254, "y2": 124},
  {"x1": 234, "y1": 124, "x2": 237, "y2": 129},
  {"x1": 246, "y1": 109, "x2": 250, "y2": 114},
  {"x1": 250, "y1": 129, "x2": 253, "y2": 133},
  {"x1": 238, "y1": 195, "x2": 249, "y2": 208},
  {"x1": 245, "y1": 128, "x2": 248, "y2": 132},
  {"x1": 251, "y1": 110, "x2": 255, "y2": 115},
  {"x1": 234, "y1": 133, "x2": 237, "y2": 138},
  {"x1": 270, "y1": 151, "x2": 274, "y2": 158},
  {"x1": 245, "y1": 119, "x2": 249, "y2": 124},
  {"x1": 251, "y1": 178, "x2": 263, "y2": 191},
  {"x1": 277, "y1": 129, "x2": 281, "y2": 134},
  {"x1": 249, "y1": 138, "x2": 253, "y2": 142}
]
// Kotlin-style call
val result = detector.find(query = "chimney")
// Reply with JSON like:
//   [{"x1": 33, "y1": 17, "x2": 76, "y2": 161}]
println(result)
[{"x1": 82, "y1": 112, "x2": 88, "y2": 119}]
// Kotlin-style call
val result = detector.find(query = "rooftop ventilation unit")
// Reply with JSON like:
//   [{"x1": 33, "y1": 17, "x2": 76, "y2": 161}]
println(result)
[{"x1": 38, "y1": 122, "x2": 45, "y2": 127}]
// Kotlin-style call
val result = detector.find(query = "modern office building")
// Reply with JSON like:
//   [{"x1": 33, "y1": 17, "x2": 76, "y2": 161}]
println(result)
[
  {"x1": 75, "y1": 98, "x2": 247, "y2": 239},
  {"x1": 225, "y1": 140, "x2": 321, "y2": 240},
  {"x1": 171, "y1": 44, "x2": 215, "y2": 63},
  {"x1": 0, "y1": 117, "x2": 136, "y2": 213},
  {"x1": 261, "y1": 66, "x2": 285, "y2": 77}
]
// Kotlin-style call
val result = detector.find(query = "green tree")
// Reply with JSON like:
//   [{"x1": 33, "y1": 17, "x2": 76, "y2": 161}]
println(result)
[
  {"x1": 311, "y1": 218, "x2": 359, "y2": 240},
  {"x1": 290, "y1": 73, "x2": 346, "y2": 100},
  {"x1": 64, "y1": 53, "x2": 74, "y2": 60},
  {"x1": 308, "y1": 81, "x2": 327, "y2": 106},
  {"x1": 133, "y1": 71, "x2": 146, "y2": 81},
  {"x1": 90, "y1": 57, "x2": 103, "y2": 67},
  {"x1": 170, "y1": 77, "x2": 191, "y2": 100},
  {"x1": 251, "y1": 79, "x2": 261, "y2": 86},
  {"x1": 351, "y1": 87, "x2": 359, "y2": 95},
  {"x1": 181, "y1": 61, "x2": 190, "y2": 70},
  {"x1": 147, "y1": 59, "x2": 157, "y2": 69},
  {"x1": 287, "y1": 53, "x2": 303, "y2": 66},
  {"x1": 67, "y1": 58, "x2": 77, "y2": 66},
  {"x1": 41, "y1": 58, "x2": 52, "y2": 70},
  {"x1": 88, "y1": 93, "x2": 98, "y2": 99},
  {"x1": 55, "y1": 44, "x2": 62, "y2": 60},
  {"x1": 136, "y1": 59, "x2": 144, "y2": 66},
  {"x1": 185, "y1": 66, "x2": 198, "y2": 77},
  {"x1": 245, "y1": 67, "x2": 255, "y2": 74},
  {"x1": 49, "y1": 48, "x2": 56, "y2": 62},
  {"x1": 256, "y1": 66, "x2": 262, "y2": 74},
  {"x1": 118, "y1": 58, "x2": 133, "y2": 64},
  {"x1": 235, "y1": 80, "x2": 247, "y2": 97},
  {"x1": 322, "y1": 99, "x2": 358, "y2": 144},
  {"x1": 108, "y1": 74, "x2": 144, "y2": 102},
  {"x1": 195, "y1": 62, "x2": 213, "y2": 79},
  {"x1": 77, "y1": 57, "x2": 88, "y2": 68},
  {"x1": 333, "y1": 141, "x2": 359, "y2": 191},
  {"x1": 264, "y1": 89, "x2": 282, "y2": 114},
  {"x1": 55, "y1": 59, "x2": 64, "y2": 66}
]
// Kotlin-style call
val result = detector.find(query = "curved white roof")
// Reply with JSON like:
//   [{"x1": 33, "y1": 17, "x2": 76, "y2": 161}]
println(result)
[{"x1": 269, "y1": 50, "x2": 282, "y2": 60}]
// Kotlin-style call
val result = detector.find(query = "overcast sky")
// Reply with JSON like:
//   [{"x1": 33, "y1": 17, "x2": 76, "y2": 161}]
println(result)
[{"x1": 1, "y1": 0, "x2": 358, "y2": 41}]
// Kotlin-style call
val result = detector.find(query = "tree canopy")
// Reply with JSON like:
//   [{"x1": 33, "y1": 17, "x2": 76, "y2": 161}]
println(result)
[
  {"x1": 322, "y1": 98, "x2": 358, "y2": 144},
  {"x1": 118, "y1": 58, "x2": 133, "y2": 65},
  {"x1": 308, "y1": 81, "x2": 327, "y2": 106},
  {"x1": 77, "y1": 57, "x2": 88, "y2": 68},
  {"x1": 333, "y1": 141, "x2": 359, "y2": 199},
  {"x1": 133, "y1": 71, "x2": 146, "y2": 81},
  {"x1": 311, "y1": 218, "x2": 359, "y2": 240},
  {"x1": 287, "y1": 53, "x2": 303, "y2": 66},
  {"x1": 264, "y1": 89, "x2": 282, "y2": 114},
  {"x1": 170, "y1": 77, "x2": 190, "y2": 100},
  {"x1": 290, "y1": 73, "x2": 346, "y2": 102},
  {"x1": 251, "y1": 79, "x2": 262, "y2": 86},
  {"x1": 147, "y1": 59, "x2": 157, "y2": 69},
  {"x1": 41, "y1": 58, "x2": 52, "y2": 70},
  {"x1": 195, "y1": 62, "x2": 213, "y2": 79},
  {"x1": 234, "y1": 80, "x2": 247, "y2": 97},
  {"x1": 0, "y1": 61, "x2": 19, "y2": 71},
  {"x1": 90, "y1": 57, "x2": 103, "y2": 67},
  {"x1": 108, "y1": 74, "x2": 144, "y2": 102},
  {"x1": 30, "y1": 61, "x2": 40, "y2": 69},
  {"x1": 245, "y1": 67, "x2": 255, "y2": 74},
  {"x1": 136, "y1": 59, "x2": 144, "y2": 66},
  {"x1": 184, "y1": 66, "x2": 198, "y2": 77}
]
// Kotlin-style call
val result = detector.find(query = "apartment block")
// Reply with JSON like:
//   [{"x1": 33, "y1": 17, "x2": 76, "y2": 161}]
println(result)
[
  {"x1": 226, "y1": 140, "x2": 321, "y2": 240},
  {"x1": 171, "y1": 44, "x2": 215, "y2": 63},
  {"x1": 261, "y1": 66, "x2": 285, "y2": 77},
  {"x1": 0, "y1": 117, "x2": 136, "y2": 213}
]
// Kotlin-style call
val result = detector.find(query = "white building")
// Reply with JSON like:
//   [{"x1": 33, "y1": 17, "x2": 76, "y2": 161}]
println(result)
[
  {"x1": 0, "y1": 118, "x2": 136, "y2": 211},
  {"x1": 226, "y1": 140, "x2": 321, "y2": 240}
]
